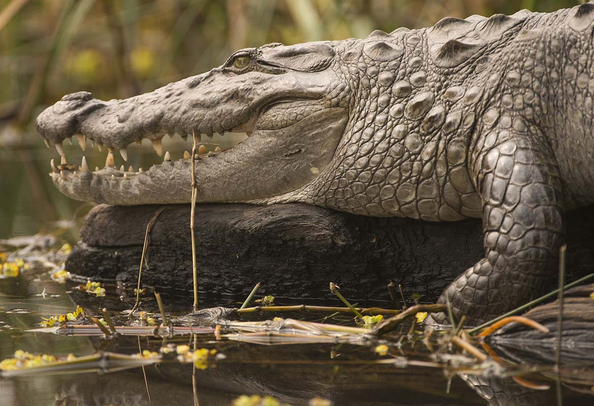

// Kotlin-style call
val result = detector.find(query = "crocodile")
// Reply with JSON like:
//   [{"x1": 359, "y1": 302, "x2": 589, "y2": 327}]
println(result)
[{"x1": 36, "y1": 4, "x2": 594, "y2": 325}]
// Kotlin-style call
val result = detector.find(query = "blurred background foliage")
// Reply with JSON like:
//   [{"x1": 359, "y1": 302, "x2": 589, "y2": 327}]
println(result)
[
  {"x1": 0, "y1": 0, "x2": 580, "y2": 239},
  {"x1": 0, "y1": 0, "x2": 579, "y2": 132}
]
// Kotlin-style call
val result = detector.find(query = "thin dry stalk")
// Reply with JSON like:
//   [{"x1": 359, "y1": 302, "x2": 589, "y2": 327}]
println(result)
[
  {"x1": 154, "y1": 292, "x2": 168, "y2": 327},
  {"x1": 137, "y1": 336, "x2": 152, "y2": 402},
  {"x1": 373, "y1": 304, "x2": 446, "y2": 335},
  {"x1": 555, "y1": 244, "x2": 567, "y2": 406},
  {"x1": 237, "y1": 305, "x2": 401, "y2": 316},
  {"x1": 477, "y1": 316, "x2": 549, "y2": 338},
  {"x1": 240, "y1": 282, "x2": 261, "y2": 309},
  {"x1": 191, "y1": 132, "x2": 200, "y2": 312},
  {"x1": 101, "y1": 308, "x2": 117, "y2": 334},
  {"x1": 513, "y1": 375, "x2": 550, "y2": 391},
  {"x1": 90, "y1": 317, "x2": 111, "y2": 336},
  {"x1": 450, "y1": 336, "x2": 487, "y2": 362},
  {"x1": 131, "y1": 207, "x2": 167, "y2": 315}
]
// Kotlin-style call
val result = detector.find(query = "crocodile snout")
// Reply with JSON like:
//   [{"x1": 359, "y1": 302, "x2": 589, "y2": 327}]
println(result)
[{"x1": 36, "y1": 91, "x2": 106, "y2": 143}]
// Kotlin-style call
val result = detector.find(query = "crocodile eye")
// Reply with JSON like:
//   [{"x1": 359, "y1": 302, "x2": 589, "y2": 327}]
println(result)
[{"x1": 233, "y1": 56, "x2": 250, "y2": 69}]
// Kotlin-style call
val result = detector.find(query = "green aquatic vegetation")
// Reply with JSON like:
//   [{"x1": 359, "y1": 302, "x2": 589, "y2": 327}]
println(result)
[
  {"x1": 361, "y1": 314, "x2": 383, "y2": 329},
  {"x1": 80, "y1": 280, "x2": 106, "y2": 297},
  {"x1": 0, "y1": 254, "x2": 31, "y2": 278},
  {"x1": 40, "y1": 305, "x2": 85, "y2": 327}
]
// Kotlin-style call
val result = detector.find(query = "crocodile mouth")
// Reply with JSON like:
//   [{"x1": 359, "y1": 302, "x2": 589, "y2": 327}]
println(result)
[
  {"x1": 47, "y1": 96, "x2": 322, "y2": 178},
  {"x1": 43, "y1": 99, "x2": 345, "y2": 205}
]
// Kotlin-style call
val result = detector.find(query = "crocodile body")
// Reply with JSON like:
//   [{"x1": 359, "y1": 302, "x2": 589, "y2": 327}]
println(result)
[{"x1": 36, "y1": 4, "x2": 594, "y2": 324}]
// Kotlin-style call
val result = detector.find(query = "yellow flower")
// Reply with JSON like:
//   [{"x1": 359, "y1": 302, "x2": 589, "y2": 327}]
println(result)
[
  {"x1": 51, "y1": 269, "x2": 70, "y2": 283},
  {"x1": 375, "y1": 344, "x2": 389, "y2": 356},
  {"x1": 176, "y1": 345, "x2": 190, "y2": 355},
  {"x1": 415, "y1": 312, "x2": 428, "y2": 324}
]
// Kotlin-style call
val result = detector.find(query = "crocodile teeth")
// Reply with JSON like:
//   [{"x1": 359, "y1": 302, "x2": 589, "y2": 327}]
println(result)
[
  {"x1": 60, "y1": 170, "x2": 66, "y2": 180},
  {"x1": 97, "y1": 143, "x2": 103, "y2": 152},
  {"x1": 81, "y1": 156, "x2": 89, "y2": 172},
  {"x1": 123, "y1": 173, "x2": 128, "y2": 179},
  {"x1": 152, "y1": 139, "x2": 163, "y2": 156},
  {"x1": 136, "y1": 140, "x2": 142, "y2": 146},
  {"x1": 183, "y1": 151, "x2": 191, "y2": 159},
  {"x1": 44, "y1": 139, "x2": 51, "y2": 148},
  {"x1": 215, "y1": 146, "x2": 221, "y2": 152},
  {"x1": 139, "y1": 167, "x2": 144, "y2": 172},
  {"x1": 198, "y1": 145, "x2": 207, "y2": 154},
  {"x1": 164, "y1": 151, "x2": 171, "y2": 162},
  {"x1": 111, "y1": 175, "x2": 115, "y2": 180},
  {"x1": 105, "y1": 150, "x2": 115, "y2": 168},
  {"x1": 90, "y1": 140, "x2": 95, "y2": 148},
  {"x1": 119, "y1": 148, "x2": 128, "y2": 161},
  {"x1": 128, "y1": 166, "x2": 134, "y2": 172},
  {"x1": 76, "y1": 134, "x2": 86, "y2": 151},
  {"x1": 119, "y1": 165, "x2": 125, "y2": 171},
  {"x1": 55, "y1": 142, "x2": 64, "y2": 156},
  {"x1": 95, "y1": 167, "x2": 100, "y2": 172},
  {"x1": 60, "y1": 155, "x2": 67, "y2": 165},
  {"x1": 50, "y1": 159, "x2": 58, "y2": 173}
]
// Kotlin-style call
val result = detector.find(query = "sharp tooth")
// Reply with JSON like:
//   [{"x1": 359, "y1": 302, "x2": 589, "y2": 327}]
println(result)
[
  {"x1": 105, "y1": 150, "x2": 115, "y2": 168},
  {"x1": 111, "y1": 175, "x2": 115, "y2": 180},
  {"x1": 164, "y1": 151, "x2": 171, "y2": 162},
  {"x1": 183, "y1": 151, "x2": 191, "y2": 159},
  {"x1": 246, "y1": 132, "x2": 252, "y2": 137},
  {"x1": 136, "y1": 140, "x2": 142, "y2": 146},
  {"x1": 55, "y1": 142, "x2": 64, "y2": 156},
  {"x1": 198, "y1": 145, "x2": 207, "y2": 154},
  {"x1": 139, "y1": 167, "x2": 144, "y2": 172},
  {"x1": 120, "y1": 165, "x2": 125, "y2": 171},
  {"x1": 44, "y1": 139, "x2": 51, "y2": 148},
  {"x1": 50, "y1": 159, "x2": 58, "y2": 173},
  {"x1": 76, "y1": 134, "x2": 86, "y2": 151},
  {"x1": 60, "y1": 155, "x2": 67, "y2": 165},
  {"x1": 214, "y1": 146, "x2": 221, "y2": 152},
  {"x1": 95, "y1": 167, "x2": 100, "y2": 172},
  {"x1": 119, "y1": 147, "x2": 128, "y2": 161},
  {"x1": 68, "y1": 137, "x2": 73, "y2": 146},
  {"x1": 90, "y1": 140, "x2": 95, "y2": 148},
  {"x1": 128, "y1": 166, "x2": 134, "y2": 172},
  {"x1": 81, "y1": 156, "x2": 89, "y2": 172},
  {"x1": 152, "y1": 139, "x2": 163, "y2": 156},
  {"x1": 60, "y1": 170, "x2": 66, "y2": 180},
  {"x1": 97, "y1": 143, "x2": 103, "y2": 152},
  {"x1": 123, "y1": 173, "x2": 128, "y2": 179}
]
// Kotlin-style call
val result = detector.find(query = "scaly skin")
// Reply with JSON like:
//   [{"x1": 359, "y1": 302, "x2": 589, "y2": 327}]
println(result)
[{"x1": 36, "y1": 4, "x2": 594, "y2": 327}]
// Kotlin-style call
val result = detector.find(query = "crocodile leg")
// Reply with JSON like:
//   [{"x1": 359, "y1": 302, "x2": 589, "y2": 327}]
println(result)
[{"x1": 434, "y1": 124, "x2": 566, "y2": 325}]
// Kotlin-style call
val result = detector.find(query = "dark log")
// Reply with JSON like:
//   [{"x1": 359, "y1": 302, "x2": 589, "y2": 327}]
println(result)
[{"x1": 66, "y1": 203, "x2": 594, "y2": 307}]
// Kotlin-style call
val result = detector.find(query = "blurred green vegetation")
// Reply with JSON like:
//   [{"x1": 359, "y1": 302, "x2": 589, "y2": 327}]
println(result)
[{"x1": 0, "y1": 0, "x2": 580, "y2": 131}]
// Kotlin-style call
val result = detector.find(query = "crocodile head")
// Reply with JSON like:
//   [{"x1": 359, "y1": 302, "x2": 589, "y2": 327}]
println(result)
[{"x1": 36, "y1": 41, "x2": 350, "y2": 205}]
